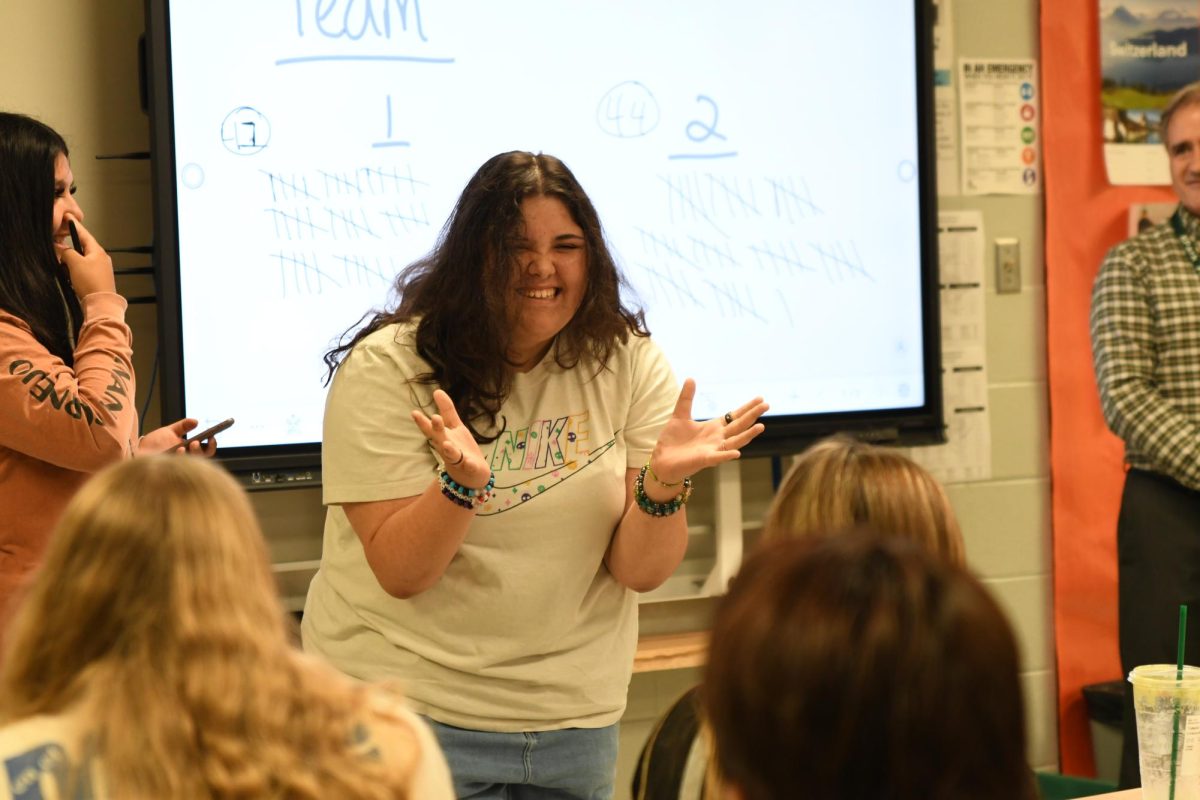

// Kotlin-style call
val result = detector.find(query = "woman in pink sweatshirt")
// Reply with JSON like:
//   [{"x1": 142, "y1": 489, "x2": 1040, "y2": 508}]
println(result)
[{"x1": 0, "y1": 112, "x2": 214, "y2": 627}]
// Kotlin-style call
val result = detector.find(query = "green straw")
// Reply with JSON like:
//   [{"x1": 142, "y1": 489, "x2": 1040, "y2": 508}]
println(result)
[{"x1": 1169, "y1": 604, "x2": 1188, "y2": 800}]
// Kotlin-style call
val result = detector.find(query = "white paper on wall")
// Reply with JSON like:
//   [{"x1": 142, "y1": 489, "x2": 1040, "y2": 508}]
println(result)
[
  {"x1": 906, "y1": 210, "x2": 992, "y2": 482},
  {"x1": 959, "y1": 59, "x2": 1040, "y2": 196}
]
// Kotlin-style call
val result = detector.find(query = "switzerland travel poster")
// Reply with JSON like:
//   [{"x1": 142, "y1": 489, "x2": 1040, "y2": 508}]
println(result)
[{"x1": 1100, "y1": 0, "x2": 1199, "y2": 183}]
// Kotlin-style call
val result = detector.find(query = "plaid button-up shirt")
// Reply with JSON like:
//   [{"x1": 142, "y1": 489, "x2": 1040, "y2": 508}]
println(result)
[{"x1": 1091, "y1": 204, "x2": 1200, "y2": 490}]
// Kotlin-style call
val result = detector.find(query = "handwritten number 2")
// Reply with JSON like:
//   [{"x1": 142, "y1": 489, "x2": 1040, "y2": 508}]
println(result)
[{"x1": 686, "y1": 95, "x2": 727, "y2": 143}]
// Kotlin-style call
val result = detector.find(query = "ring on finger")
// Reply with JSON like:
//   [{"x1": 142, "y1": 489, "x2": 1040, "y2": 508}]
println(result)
[{"x1": 723, "y1": 412, "x2": 734, "y2": 425}]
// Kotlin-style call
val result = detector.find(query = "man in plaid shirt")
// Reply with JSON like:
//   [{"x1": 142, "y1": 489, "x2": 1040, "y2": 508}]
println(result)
[{"x1": 1091, "y1": 81, "x2": 1200, "y2": 790}]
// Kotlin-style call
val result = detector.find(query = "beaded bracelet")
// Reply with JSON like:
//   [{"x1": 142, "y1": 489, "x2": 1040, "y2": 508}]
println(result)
[
  {"x1": 634, "y1": 463, "x2": 693, "y2": 517},
  {"x1": 438, "y1": 470, "x2": 495, "y2": 509}
]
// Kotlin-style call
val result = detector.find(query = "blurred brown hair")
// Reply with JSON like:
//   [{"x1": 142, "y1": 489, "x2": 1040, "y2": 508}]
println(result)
[{"x1": 703, "y1": 531, "x2": 1034, "y2": 800}]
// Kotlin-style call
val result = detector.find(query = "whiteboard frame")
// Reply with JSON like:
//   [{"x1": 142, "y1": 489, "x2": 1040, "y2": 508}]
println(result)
[{"x1": 145, "y1": 0, "x2": 945, "y2": 478}]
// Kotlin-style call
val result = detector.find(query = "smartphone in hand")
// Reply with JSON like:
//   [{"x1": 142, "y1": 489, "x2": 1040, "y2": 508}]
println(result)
[
  {"x1": 173, "y1": 418, "x2": 234, "y2": 451},
  {"x1": 68, "y1": 220, "x2": 83, "y2": 254}
]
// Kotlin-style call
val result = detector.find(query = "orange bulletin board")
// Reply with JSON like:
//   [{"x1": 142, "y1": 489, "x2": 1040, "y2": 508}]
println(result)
[{"x1": 1042, "y1": 0, "x2": 1177, "y2": 773}]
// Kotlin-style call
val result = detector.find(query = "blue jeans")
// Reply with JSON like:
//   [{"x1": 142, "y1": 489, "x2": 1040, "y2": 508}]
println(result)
[{"x1": 424, "y1": 718, "x2": 618, "y2": 800}]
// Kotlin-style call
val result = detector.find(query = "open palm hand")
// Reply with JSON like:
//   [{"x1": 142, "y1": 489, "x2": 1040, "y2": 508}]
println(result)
[
  {"x1": 648, "y1": 379, "x2": 769, "y2": 485},
  {"x1": 411, "y1": 389, "x2": 491, "y2": 487}
]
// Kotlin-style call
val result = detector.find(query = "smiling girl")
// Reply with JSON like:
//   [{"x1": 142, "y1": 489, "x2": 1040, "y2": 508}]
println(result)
[
  {"x1": 0, "y1": 112, "x2": 213, "y2": 630},
  {"x1": 306, "y1": 151, "x2": 767, "y2": 797}
]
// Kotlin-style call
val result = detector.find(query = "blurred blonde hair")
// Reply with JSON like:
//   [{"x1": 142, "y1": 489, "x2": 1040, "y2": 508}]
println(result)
[
  {"x1": 760, "y1": 435, "x2": 965, "y2": 566},
  {"x1": 0, "y1": 456, "x2": 418, "y2": 799}
]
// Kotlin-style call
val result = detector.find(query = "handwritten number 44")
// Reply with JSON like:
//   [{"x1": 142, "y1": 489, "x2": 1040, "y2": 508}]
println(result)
[{"x1": 606, "y1": 96, "x2": 648, "y2": 137}]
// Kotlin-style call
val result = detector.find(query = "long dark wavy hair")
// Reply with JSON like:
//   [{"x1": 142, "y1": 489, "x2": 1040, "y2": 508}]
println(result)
[
  {"x1": 325, "y1": 151, "x2": 649, "y2": 441},
  {"x1": 0, "y1": 112, "x2": 81, "y2": 366}
]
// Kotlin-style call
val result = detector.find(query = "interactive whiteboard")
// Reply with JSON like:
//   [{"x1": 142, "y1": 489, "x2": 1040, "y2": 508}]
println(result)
[{"x1": 147, "y1": 0, "x2": 941, "y2": 472}]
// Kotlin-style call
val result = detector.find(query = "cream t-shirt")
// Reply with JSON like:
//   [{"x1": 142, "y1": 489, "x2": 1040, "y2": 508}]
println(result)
[{"x1": 303, "y1": 323, "x2": 677, "y2": 730}]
